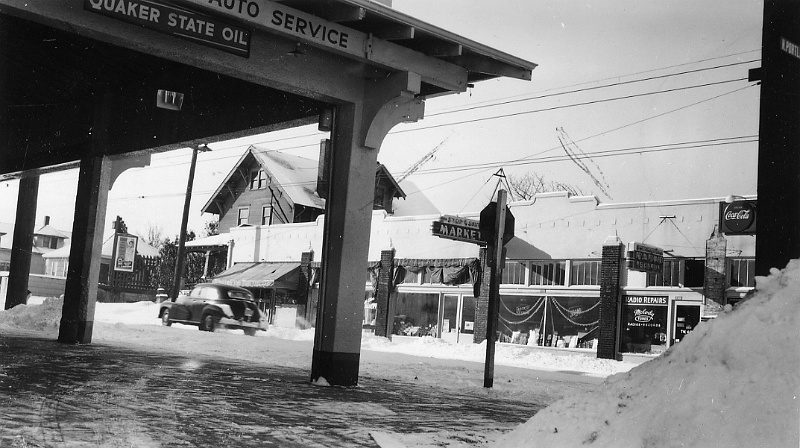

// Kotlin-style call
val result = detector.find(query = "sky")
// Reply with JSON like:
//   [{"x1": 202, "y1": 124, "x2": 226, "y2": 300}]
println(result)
[
  {"x1": 1, "y1": 254, "x2": 797, "y2": 446},
  {"x1": 0, "y1": 0, "x2": 764, "y2": 239}
]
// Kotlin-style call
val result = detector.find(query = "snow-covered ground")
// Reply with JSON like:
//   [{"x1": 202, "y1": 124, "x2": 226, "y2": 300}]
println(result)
[{"x1": 2, "y1": 259, "x2": 799, "y2": 447}]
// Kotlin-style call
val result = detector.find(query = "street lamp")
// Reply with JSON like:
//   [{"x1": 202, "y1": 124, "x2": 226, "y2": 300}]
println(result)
[{"x1": 171, "y1": 143, "x2": 210, "y2": 300}]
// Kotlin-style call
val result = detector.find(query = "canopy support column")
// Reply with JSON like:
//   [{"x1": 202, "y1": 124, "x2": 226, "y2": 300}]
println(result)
[
  {"x1": 58, "y1": 156, "x2": 111, "y2": 344},
  {"x1": 311, "y1": 73, "x2": 424, "y2": 387},
  {"x1": 5, "y1": 175, "x2": 39, "y2": 310}
]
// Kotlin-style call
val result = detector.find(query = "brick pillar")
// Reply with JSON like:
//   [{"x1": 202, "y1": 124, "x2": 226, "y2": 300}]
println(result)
[
  {"x1": 473, "y1": 248, "x2": 491, "y2": 344},
  {"x1": 298, "y1": 251, "x2": 314, "y2": 329},
  {"x1": 705, "y1": 226, "x2": 727, "y2": 313},
  {"x1": 374, "y1": 249, "x2": 395, "y2": 337},
  {"x1": 597, "y1": 235, "x2": 624, "y2": 360}
]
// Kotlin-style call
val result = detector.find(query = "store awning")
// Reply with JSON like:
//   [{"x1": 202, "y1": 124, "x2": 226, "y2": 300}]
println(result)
[{"x1": 212, "y1": 262, "x2": 300, "y2": 289}]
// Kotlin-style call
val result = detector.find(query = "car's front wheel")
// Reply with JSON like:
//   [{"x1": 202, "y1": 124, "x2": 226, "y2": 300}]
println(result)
[
  {"x1": 243, "y1": 328, "x2": 257, "y2": 337},
  {"x1": 201, "y1": 313, "x2": 218, "y2": 332},
  {"x1": 161, "y1": 310, "x2": 172, "y2": 327}
]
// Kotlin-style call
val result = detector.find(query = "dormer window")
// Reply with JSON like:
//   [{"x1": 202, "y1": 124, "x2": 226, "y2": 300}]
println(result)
[{"x1": 250, "y1": 169, "x2": 268, "y2": 190}]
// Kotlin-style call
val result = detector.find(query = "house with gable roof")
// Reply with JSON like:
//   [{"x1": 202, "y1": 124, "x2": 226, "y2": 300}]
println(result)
[
  {"x1": 189, "y1": 144, "x2": 434, "y2": 324},
  {"x1": 201, "y1": 144, "x2": 411, "y2": 233}
]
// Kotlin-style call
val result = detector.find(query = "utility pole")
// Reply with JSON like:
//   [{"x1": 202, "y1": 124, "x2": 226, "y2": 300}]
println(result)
[
  {"x1": 484, "y1": 189, "x2": 507, "y2": 388},
  {"x1": 171, "y1": 144, "x2": 208, "y2": 300}
]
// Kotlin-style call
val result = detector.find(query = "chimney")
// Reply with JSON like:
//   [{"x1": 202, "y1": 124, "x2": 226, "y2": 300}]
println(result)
[{"x1": 44, "y1": 216, "x2": 50, "y2": 226}]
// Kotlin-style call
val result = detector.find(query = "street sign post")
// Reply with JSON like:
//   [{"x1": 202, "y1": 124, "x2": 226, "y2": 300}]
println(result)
[{"x1": 482, "y1": 190, "x2": 512, "y2": 388}]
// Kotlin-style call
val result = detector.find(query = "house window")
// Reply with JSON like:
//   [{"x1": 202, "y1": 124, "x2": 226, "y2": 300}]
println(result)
[
  {"x1": 729, "y1": 258, "x2": 755, "y2": 288},
  {"x1": 261, "y1": 206, "x2": 272, "y2": 226},
  {"x1": 250, "y1": 169, "x2": 267, "y2": 190},
  {"x1": 237, "y1": 207, "x2": 249, "y2": 226},
  {"x1": 502, "y1": 261, "x2": 527, "y2": 285},
  {"x1": 570, "y1": 260, "x2": 601, "y2": 286},
  {"x1": 530, "y1": 260, "x2": 566, "y2": 286}
]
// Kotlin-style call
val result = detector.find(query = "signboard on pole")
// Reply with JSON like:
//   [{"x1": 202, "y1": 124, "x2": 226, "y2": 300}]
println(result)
[
  {"x1": 431, "y1": 215, "x2": 485, "y2": 245},
  {"x1": 626, "y1": 242, "x2": 663, "y2": 274},
  {"x1": 113, "y1": 233, "x2": 138, "y2": 273}
]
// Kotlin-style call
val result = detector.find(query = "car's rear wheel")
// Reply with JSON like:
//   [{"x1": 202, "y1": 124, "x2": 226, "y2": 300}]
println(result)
[
  {"x1": 201, "y1": 313, "x2": 218, "y2": 332},
  {"x1": 243, "y1": 328, "x2": 257, "y2": 337},
  {"x1": 161, "y1": 310, "x2": 172, "y2": 327}
]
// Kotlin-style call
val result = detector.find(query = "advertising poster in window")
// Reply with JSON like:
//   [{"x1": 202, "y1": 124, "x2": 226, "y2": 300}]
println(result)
[
  {"x1": 622, "y1": 295, "x2": 668, "y2": 354},
  {"x1": 113, "y1": 233, "x2": 138, "y2": 273}
]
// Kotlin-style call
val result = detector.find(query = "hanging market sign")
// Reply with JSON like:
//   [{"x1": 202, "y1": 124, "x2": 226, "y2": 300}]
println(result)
[
  {"x1": 626, "y1": 242, "x2": 663, "y2": 274},
  {"x1": 84, "y1": 0, "x2": 251, "y2": 57},
  {"x1": 431, "y1": 215, "x2": 485, "y2": 245},
  {"x1": 112, "y1": 233, "x2": 139, "y2": 273}
]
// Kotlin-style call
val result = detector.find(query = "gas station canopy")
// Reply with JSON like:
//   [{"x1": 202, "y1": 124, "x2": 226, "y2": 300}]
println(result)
[{"x1": 0, "y1": 0, "x2": 536, "y2": 178}]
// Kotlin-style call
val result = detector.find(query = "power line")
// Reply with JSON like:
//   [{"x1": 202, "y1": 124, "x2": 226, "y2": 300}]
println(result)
[
  {"x1": 429, "y1": 59, "x2": 759, "y2": 118},
  {"x1": 142, "y1": 52, "x2": 762, "y2": 165}
]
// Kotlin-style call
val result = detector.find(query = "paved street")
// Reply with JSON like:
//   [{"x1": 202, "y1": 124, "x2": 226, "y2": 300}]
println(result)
[{"x1": 0, "y1": 330, "x2": 541, "y2": 447}]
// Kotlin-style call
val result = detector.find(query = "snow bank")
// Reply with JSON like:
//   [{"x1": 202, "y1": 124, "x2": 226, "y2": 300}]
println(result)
[{"x1": 493, "y1": 260, "x2": 800, "y2": 448}]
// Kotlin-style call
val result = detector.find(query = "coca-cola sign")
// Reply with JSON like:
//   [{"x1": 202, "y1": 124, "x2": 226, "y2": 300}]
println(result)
[{"x1": 720, "y1": 200, "x2": 757, "y2": 235}]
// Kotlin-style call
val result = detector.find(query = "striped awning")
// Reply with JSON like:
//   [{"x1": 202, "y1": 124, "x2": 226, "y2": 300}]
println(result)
[{"x1": 212, "y1": 262, "x2": 300, "y2": 289}]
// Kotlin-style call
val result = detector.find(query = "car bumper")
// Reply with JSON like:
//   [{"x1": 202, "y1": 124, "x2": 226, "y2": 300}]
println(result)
[{"x1": 219, "y1": 317, "x2": 268, "y2": 331}]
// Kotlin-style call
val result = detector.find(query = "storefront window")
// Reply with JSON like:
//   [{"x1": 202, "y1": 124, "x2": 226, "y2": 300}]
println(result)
[
  {"x1": 647, "y1": 259, "x2": 705, "y2": 287},
  {"x1": 498, "y1": 295, "x2": 599, "y2": 348},
  {"x1": 570, "y1": 260, "x2": 601, "y2": 286},
  {"x1": 502, "y1": 261, "x2": 527, "y2": 285},
  {"x1": 621, "y1": 295, "x2": 668, "y2": 354},
  {"x1": 729, "y1": 258, "x2": 755, "y2": 287},
  {"x1": 530, "y1": 261, "x2": 566, "y2": 286},
  {"x1": 393, "y1": 293, "x2": 438, "y2": 337}
]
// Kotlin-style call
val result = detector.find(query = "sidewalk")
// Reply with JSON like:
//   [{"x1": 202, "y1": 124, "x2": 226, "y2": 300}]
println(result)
[{"x1": 0, "y1": 329, "x2": 541, "y2": 447}]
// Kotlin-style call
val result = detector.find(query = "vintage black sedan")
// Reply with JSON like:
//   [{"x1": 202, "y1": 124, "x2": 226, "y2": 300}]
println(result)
[{"x1": 158, "y1": 283, "x2": 267, "y2": 336}]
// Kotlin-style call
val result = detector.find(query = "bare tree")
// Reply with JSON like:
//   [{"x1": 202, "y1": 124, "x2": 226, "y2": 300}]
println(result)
[
  {"x1": 506, "y1": 172, "x2": 586, "y2": 201},
  {"x1": 141, "y1": 223, "x2": 165, "y2": 250}
]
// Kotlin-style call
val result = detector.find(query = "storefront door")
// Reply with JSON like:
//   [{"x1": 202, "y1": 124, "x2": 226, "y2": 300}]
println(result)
[
  {"x1": 672, "y1": 302, "x2": 702, "y2": 345},
  {"x1": 440, "y1": 294, "x2": 475, "y2": 344}
]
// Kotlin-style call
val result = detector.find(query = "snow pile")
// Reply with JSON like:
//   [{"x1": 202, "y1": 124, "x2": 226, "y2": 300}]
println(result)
[
  {"x1": 493, "y1": 261, "x2": 800, "y2": 448},
  {"x1": 0, "y1": 296, "x2": 62, "y2": 331}
]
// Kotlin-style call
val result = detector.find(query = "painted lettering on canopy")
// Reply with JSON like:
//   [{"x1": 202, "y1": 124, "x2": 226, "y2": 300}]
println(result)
[
  {"x1": 184, "y1": 0, "x2": 366, "y2": 57},
  {"x1": 85, "y1": 0, "x2": 250, "y2": 57}
]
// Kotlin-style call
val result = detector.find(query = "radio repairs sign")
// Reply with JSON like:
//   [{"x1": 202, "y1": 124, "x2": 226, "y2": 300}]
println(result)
[
  {"x1": 626, "y1": 242, "x2": 664, "y2": 274},
  {"x1": 113, "y1": 233, "x2": 139, "y2": 273},
  {"x1": 85, "y1": 0, "x2": 251, "y2": 57}
]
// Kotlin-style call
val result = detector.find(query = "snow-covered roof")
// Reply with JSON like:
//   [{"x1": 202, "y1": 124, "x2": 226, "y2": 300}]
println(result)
[
  {"x1": 250, "y1": 147, "x2": 324, "y2": 209},
  {"x1": 34, "y1": 224, "x2": 70, "y2": 239}
]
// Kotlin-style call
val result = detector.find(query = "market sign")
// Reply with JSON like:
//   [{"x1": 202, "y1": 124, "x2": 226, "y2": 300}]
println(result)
[
  {"x1": 431, "y1": 215, "x2": 485, "y2": 245},
  {"x1": 626, "y1": 242, "x2": 663, "y2": 274},
  {"x1": 719, "y1": 200, "x2": 757, "y2": 235},
  {"x1": 85, "y1": 0, "x2": 251, "y2": 57},
  {"x1": 113, "y1": 233, "x2": 139, "y2": 273}
]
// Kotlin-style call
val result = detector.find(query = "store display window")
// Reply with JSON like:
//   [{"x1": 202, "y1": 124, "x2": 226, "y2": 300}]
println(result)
[{"x1": 621, "y1": 295, "x2": 668, "y2": 354}]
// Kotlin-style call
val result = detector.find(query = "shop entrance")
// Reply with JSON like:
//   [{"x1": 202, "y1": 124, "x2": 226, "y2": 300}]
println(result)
[
  {"x1": 672, "y1": 302, "x2": 702, "y2": 345},
  {"x1": 440, "y1": 294, "x2": 476, "y2": 344}
]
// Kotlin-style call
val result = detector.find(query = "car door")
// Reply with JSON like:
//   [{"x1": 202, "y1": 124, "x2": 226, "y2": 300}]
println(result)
[{"x1": 188, "y1": 286, "x2": 218, "y2": 321}]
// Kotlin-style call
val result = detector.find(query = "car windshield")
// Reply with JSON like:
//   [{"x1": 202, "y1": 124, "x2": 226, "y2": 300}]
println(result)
[{"x1": 228, "y1": 290, "x2": 254, "y2": 301}]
